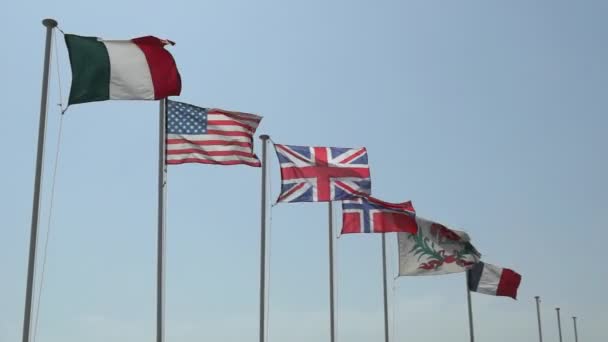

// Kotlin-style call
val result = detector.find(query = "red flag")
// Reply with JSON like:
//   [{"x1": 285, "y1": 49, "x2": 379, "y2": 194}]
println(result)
[{"x1": 341, "y1": 196, "x2": 417, "y2": 234}]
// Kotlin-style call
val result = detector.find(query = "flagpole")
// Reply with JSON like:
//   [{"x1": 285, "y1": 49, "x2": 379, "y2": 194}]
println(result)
[
  {"x1": 22, "y1": 18, "x2": 57, "y2": 342},
  {"x1": 381, "y1": 234, "x2": 389, "y2": 342},
  {"x1": 572, "y1": 316, "x2": 578, "y2": 342},
  {"x1": 156, "y1": 98, "x2": 167, "y2": 342},
  {"x1": 258, "y1": 134, "x2": 270, "y2": 342},
  {"x1": 328, "y1": 201, "x2": 336, "y2": 342},
  {"x1": 466, "y1": 271, "x2": 475, "y2": 342},
  {"x1": 556, "y1": 308, "x2": 563, "y2": 342},
  {"x1": 535, "y1": 296, "x2": 543, "y2": 342}
]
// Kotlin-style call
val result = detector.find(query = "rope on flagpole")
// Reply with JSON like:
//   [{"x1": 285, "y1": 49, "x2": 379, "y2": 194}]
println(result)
[
  {"x1": 267, "y1": 138, "x2": 280, "y2": 208},
  {"x1": 392, "y1": 279, "x2": 399, "y2": 342},
  {"x1": 32, "y1": 35, "x2": 67, "y2": 340},
  {"x1": 335, "y1": 203, "x2": 342, "y2": 239},
  {"x1": 388, "y1": 235, "x2": 398, "y2": 342},
  {"x1": 265, "y1": 137, "x2": 273, "y2": 342},
  {"x1": 53, "y1": 26, "x2": 69, "y2": 114},
  {"x1": 333, "y1": 203, "x2": 340, "y2": 342}
]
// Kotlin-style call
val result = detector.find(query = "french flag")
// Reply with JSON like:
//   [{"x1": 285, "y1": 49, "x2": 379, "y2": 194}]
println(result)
[{"x1": 467, "y1": 262, "x2": 522, "y2": 299}]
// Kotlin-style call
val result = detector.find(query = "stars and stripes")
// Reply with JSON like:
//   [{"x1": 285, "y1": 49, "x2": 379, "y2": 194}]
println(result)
[
  {"x1": 274, "y1": 144, "x2": 371, "y2": 203},
  {"x1": 166, "y1": 100, "x2": 262, "y2": 167},
  {"x1": 341, "y1": 196, "x2": 417, "y2": 234}
]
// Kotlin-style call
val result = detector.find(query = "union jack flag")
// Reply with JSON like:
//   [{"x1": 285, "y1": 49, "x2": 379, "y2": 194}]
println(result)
[
  {"x1": 341, "y1": 196, "x2": 417, "y2": 234},
  {"x1": 274, "y1": 144, "x2": 371, "y2": 203}
]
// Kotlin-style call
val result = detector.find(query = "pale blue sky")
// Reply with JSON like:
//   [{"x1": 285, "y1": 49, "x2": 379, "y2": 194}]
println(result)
[{"x1": 1, "y1": 1, "x2": 607, "y2": 342}]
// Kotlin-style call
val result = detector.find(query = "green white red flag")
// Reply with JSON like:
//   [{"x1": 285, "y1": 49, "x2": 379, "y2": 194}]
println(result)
[{"x1": 64, "y1": 34, "x2": 181, "y2": 105}]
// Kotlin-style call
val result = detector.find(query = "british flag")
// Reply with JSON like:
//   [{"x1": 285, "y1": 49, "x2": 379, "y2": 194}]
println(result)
[
  {"x1": 341, "y1": 196, "x2": 417, "y2": 234},
  {"x1": 274, "y1": 144, "x2": 371, "y2": 203}
]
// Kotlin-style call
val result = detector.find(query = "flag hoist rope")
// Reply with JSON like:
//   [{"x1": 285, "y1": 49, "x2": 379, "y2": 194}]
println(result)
[
  {"x1": 157, "y1": 99, "x2": 168, "y2": 342},
  {"x1": 333, "y1": 203, "x2": 340, "y2": 342},
  {"x1": 264, "y1": 136, "x2": 273, "y2": 342},
  {"x1": 31, "y1": 110, "x2": 65, "y2": 342},
  {"x1": 328, "y1": 201, "x2": 335, "y2": 342},
  {"x1": 466, "y1": 271, "x2": 475, "y2": 342},
  {"x1": 382, "y1": 234, "x2": 389, "y2": 342}
]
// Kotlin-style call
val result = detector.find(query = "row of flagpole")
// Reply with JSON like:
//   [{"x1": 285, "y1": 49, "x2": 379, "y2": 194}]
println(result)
[
  {"x1": 534, "y1": 296, "x2": 579, "y2": 342},
  {"x1": 24, "y1": 19, "x2": 581, "y2": 342}
]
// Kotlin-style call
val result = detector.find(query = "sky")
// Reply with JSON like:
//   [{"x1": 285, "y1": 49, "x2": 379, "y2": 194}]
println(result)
[{"x1": 1, "y1": 1, "x2": 607, "y2": 342}]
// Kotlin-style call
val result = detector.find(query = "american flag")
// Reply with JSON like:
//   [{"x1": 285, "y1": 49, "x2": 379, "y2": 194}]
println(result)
[
  {"x1": 166, "y1": 100, "x2": 262, "y2": 166},
  {"x1": 341, "y1": 196, "x2": 417, "y2": 234},
  {"x1": 274, "y1": 144, "x2": 371, "y2": 203}
]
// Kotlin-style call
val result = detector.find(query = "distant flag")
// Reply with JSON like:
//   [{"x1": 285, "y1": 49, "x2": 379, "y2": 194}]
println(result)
[
  {"x1": 467, "y1": 262, "x2": 522, "y2": 299},
  {"x1": 64, "y1": 34, "x2": 181, "y2": 105},
  {"x1": 274, "y1": 144, "x2": 371, "y2": 203},
  {"x1": 166, "y1": 100, "x2": 262, "y2": 167},
  {"x1": 341, "y1": 196, "x2": 417, "y2": 234},
  {"x1": 398, "y1": 217, "x2": 480, "y2": 276}
]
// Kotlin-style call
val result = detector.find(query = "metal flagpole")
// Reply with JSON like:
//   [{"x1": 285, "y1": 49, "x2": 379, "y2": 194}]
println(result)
[
  {"x1": 258, "y1": 134, "x2": 270, "y2": 342},
  {"x1": 381, "y1": 234, "x2": 389, "y2": 342},
  {"x1": 556, "y1": 308, "x2": 563, "y2": 342},
  {"x1": 156, "y1": 99, "x2": 168, "y2": 342},
  {"x1": 328, "y1": 201, "x2": 336, "y2": 342},
  {"x1": 22, "y1": 18, "x2": 57, "y2": 342},
  {"x1": 572, "y1": 316, "x2": 578, "y2": 342},
  {"x1": 535, "y1": 296, "x2": 543, "y2": 342},
  {"x1": 466, "y1": 271, "x2": 475, "y2": 342}
]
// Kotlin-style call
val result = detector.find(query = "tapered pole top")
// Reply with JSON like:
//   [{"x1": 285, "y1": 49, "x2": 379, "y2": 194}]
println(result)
[
  {"x1": 42, "y1": 19, "x2": 58, "y2": 28},
  {"x1": 556, "y1": 307, "x2": 560, "y2": 311},
  {"x1": 259, "y1": 134, "x2": 270, "y2": 141}
]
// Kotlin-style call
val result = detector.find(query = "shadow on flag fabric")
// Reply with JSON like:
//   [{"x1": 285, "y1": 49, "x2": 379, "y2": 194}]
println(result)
[
  {"x1": 274, "y1": 144, "x2": 371, "y2": 203},
  {"x1": 467, "y1": 262, "x2": 522, "y2": 299},
  {"x1": 398, "y1": 216, "x2": 480, "y2": 276},
  {"x1": 166, "y1": 100, "x2": 262, "y2": 167},
  {"x1": 341, "y1": 196, "x2": 417, "y2": 234},
  {"x1": 64, "y1": 34, "x2": 181, "y2": 105}
]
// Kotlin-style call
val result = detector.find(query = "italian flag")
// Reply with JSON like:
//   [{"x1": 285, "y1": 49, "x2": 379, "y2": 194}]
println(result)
[
  {"x1": 467, "y1": 262, "x2": 522, "y2": 299},
  {"x1": 64, "y1": 34, "x2": 181, "y2": 105}
]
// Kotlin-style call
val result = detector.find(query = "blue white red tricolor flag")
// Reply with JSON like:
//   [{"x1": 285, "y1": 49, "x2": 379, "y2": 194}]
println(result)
[
  {"x1": 341, "y1": 196, "x2": 417, "y2": 234},
  {"x1": 166, "y1": 100, "x2": 262, "y2": 167},
  {"x1": 274, "y1": 144, "x2": 371, "y2": 203},
  {"x1": 468, "y1": 262, "x2": 521, "y2": 299}
]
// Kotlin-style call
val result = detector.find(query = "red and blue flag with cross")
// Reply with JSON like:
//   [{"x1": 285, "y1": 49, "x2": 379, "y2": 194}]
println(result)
[
  {"x1": 341, "y1": 196, "x2": 417, "y2": 234},
  {"x1": 274, "y1": 144, "x2": 371, "y2": 203}
]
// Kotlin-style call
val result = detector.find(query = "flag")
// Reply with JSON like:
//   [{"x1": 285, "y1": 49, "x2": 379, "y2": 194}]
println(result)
[
  {"x1": 341, "y1": 196, "x2": 417, "y2": 234},
  {"x1": 65, "y1": 34, "x2": 181, "y2": 105},
  {"x1": 398, "y1": 216, "x2": 480, "y2": 276},
  {"x1": 166, "y1": 100, "x2": 262, "y2": 167},
  {"x1": 274, "y1": 144, "x2": 371, "y2": 203},
  {"x1": 468, "y1": 262, "x2": 522, "y2": 299}
]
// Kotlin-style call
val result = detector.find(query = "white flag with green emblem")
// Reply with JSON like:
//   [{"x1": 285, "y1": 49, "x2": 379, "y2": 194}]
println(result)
[{"x1": 398, "y1": 216, "x2": 481, "y2": 276}]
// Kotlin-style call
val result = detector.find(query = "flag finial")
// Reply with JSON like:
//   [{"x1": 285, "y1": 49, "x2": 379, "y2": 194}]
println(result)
[{"x1": 42, "y1": 18, "x2": 57, "y2": 28}]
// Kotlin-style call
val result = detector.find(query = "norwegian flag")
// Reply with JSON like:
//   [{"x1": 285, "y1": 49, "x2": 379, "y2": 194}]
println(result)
[
  {"x1": 274, "y1": 144, "x2": 371, "y2": 203},
  {"x1": 341, "y1": 196, "x2": 417, "y2": 234}
]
